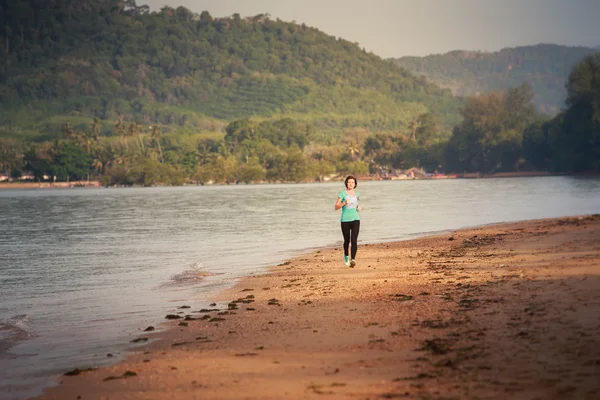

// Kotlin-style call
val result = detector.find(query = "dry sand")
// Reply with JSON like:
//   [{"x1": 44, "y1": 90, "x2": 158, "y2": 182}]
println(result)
[{"x1": 38, "y1": 215, "x2": 600, "y2": 400}]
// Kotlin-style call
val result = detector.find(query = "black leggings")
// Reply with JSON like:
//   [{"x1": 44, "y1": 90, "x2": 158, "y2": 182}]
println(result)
[{"x1": 341, "y1": 220, "x2": 360, "y2": 259}]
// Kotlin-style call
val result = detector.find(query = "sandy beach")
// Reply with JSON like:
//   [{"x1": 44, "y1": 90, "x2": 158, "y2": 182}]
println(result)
[{"x1": 37, "y1": 215, "x2": 600, "y2": 400}]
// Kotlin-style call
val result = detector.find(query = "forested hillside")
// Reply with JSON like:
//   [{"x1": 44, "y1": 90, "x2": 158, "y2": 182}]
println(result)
[
  {"x1": 390, "y1": 44, "x2": 596, "y2": 115},
  {"x1": 0, "y1": 0, "x2": 461, "y2": 140},
  {"x1": 1, "y1": 1, "x2": 597, "y2": 185}
]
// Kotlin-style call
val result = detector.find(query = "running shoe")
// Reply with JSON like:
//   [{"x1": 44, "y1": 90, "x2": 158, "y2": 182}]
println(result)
[
  {"x1": 350, "y1": 259, "x2": 356, "y2": 268},
  {"x1": 344, "y1": 255, "x2": 350, "y2": 266}
]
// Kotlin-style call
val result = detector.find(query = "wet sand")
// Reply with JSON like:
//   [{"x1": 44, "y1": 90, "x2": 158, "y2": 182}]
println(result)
[{"x1": 38, "y1": 215, "x2": 600, "y2": 400}]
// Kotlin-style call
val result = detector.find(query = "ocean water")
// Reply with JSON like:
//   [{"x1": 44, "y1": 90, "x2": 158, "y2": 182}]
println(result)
[{"x1": 1, "y1": 176, "x2": 599, "y2": 399}]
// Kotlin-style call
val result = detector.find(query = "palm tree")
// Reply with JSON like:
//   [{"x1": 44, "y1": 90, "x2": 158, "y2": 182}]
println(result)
[
  {"x1": 128, "y1": 123, "x2": 144, "y2": 155},
  {"x1": 347, "y1": 142, "x2": 360, "y2": 160},
  {"x1": 150, "y1": 126, "x2": 164, "y2": 163},
  {"x1": 62, "y1": 123, "x2": 80, "y2": 143},
  {"x1": 77, "y1": 129, "x2": 92, "y2": 155},
  {"x1": 91, "y1": 118, "x2": 101, "y2": 142},
  {"x1": 91, "y1": 158, "x2": 103, "y2": 175},
  {"x1": 114, "y1": 118, "x2": 128, "y2": 152},
  {"x1": 408, "y1": 119, "x2": 420, "y2": 142}
]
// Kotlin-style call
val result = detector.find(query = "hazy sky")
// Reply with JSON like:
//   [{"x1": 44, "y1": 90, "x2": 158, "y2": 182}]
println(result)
[{"x1": 140, "y1": 0, "x2": 600, "y2": 58}]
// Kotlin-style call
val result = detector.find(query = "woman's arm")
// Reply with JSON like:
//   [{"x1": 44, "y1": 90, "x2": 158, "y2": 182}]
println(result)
[{"x1": 334, "y1": 197, "x2": 346, "y2": 210}]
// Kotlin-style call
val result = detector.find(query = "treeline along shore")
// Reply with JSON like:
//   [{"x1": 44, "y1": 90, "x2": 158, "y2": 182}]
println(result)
[
  {"x1": 38, "y1": 215, "x2": 600, "y2": 400},
  {"x1": 0, "y1": 170, "x2": 564, "y2": 190},
  {"x1": 2, "y1": 73, "x2": 598, "y2": 188}
]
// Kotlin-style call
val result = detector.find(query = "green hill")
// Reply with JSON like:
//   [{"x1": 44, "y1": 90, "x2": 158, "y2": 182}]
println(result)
[
  {"x1": 0, "y1": 0, "x2": 462, "y2": 140},
  {"x1": 389, "y1": 44, "x2": 597, "y2": 115}
]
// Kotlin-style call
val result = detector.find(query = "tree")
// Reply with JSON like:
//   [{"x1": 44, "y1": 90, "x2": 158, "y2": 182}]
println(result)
[
  {"x1": 416, "y1": 113, "x2": 442, "y2": 146},
  {"x1": 311, "y1": 158, "x2": 335, "y2": 181},
  {"x1": 444, "y1": 85, "x2": 537, "y2": 173},
  {"x1": 277, "y1": 146, "x2": 309, "y2": 182},
  {"x1": 150, "y1": 125, "x2": 164, "y2": 163},
  {"x1": 538, "y1": 53, "x2": 600, "y2": 172},
  {"x1": 0, "y1": 140, "x2": 23, "y2": 178},
  {"x1": 90, "y1": 118, "x2": 101, "y2": 142},
  {"x1": 555, "y1": 53, "x2": 600, "y2": 171},
  {"x1": 271, "y1": 118, "x2": 310, "y2": 149},
  {"x1": 23, "y1": 144, "x2": 54, "y2": 181},
  {"x1": 504, "y1": 83, "x2": 536, "y2": 132},
  {"x1": 114, "y1": 118, "x2": 128, "y2": 152},
  {"x1": 128, "y1": 122, "x2": 145, "y2": 155},
  {"x1": 237, "y1": 156, "x2": 266, "y2": 183},
  {"x1": 522, "y1": 120, "x2": 551, "y2": 170},
  {"x1": 192, "y1": 163, "x2": 211, "y2": 185},
  {"x1": 199, "y1": 11, "x2": 213, "y2": 23},
  {"x1": 52, "y1": 142, "x2": 91, "y2": 181},
  {"x1": 566, "y1": 53, "x2": 600, "y2": 124},
  {"x1": 62, "y1": 123, "x2": 80, "y2": 143},
  {"x1": 346, "y1": 142, "x2": 360, "y2": 161},
  {"x1": 101, "y1": 164, "x2": 133, "y2": 186},
  {"x1": 363, "y1": 133, "x2": 406, "y2": 170},
  {"x1": 224, "y1": 118, "x2": 259, "y2": 153},
  {"x1": 207, "y1": 155, "x2": 238, "y2": 184},
  {"x1": 408, "y1": 118, "x2": 419, "y2": 142}
]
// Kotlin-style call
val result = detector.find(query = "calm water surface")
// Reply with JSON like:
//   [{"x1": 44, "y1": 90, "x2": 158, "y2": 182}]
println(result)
[{"x1": 1, "y1": 176, "x2": 599, "y2": 399}]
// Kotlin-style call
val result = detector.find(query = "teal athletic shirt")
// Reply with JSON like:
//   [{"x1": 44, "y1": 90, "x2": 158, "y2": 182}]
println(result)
[{"x1": 339, "y1": 190, "x2": 360, "y2": 222}]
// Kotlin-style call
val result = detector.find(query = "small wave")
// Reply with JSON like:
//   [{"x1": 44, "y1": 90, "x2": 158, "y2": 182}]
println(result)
[
  {"x1": 0, "y1": 314, "x2": 36, "y2": 357},
  {"x1": 159, "y1": 262, "x2": 221, "y2": 289}
]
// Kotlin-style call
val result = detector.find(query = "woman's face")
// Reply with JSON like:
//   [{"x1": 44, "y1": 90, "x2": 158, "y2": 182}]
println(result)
[{"x1": 346, "y1": 179, "x2": 356, "y2": 189}]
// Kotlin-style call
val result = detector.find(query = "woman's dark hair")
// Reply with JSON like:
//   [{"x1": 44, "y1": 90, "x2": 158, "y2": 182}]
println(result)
[{"x1": 345, "y1": 175, "x2": 357, "y2": 188}]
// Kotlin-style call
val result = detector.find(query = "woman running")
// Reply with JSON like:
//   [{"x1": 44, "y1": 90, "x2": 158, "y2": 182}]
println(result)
[{"x1": 334, "y1": 175, "x2": 361, "y2": 267}]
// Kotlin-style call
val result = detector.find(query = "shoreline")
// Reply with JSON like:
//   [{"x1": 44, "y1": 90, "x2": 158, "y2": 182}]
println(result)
[
  {"x1": 0, "y1": 181, "x2": 101, "y2": 190},
  {"x1": 37, "y1": 215, "x2": 600, "y2": 399},
  {"x1": 2, "y1": 172, "x2": 597, "y2": 190}
]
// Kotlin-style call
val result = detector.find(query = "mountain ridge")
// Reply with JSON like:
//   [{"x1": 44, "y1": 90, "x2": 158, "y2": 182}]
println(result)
[
  {"x1": 389, "y1": 43, "x2": 597, "y2": 115},
  {"x1": 0, "y1": 0, "x2": 461, "y2": 140}
]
